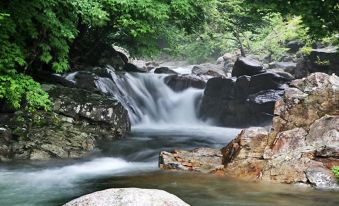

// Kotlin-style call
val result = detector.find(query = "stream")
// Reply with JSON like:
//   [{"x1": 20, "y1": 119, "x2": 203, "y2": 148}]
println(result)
[{"x1": 0, "y1": 67, "x2": 338, "y2": 206}]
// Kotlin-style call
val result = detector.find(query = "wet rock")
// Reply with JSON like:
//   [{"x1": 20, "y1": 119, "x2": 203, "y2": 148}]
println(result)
[
  {"x1": 232, "y1": 57, "x2": 266, "y2": 77},
  {"x1": 164, "y1": 75, "x2": 206, "y2": 92},
  {"x1": 199, "y1": 72, "x2": 289, "y2": 127},
  {"x1": 154, "y1": 67, "x2": 178, "y2": 74},
  {"x1": 63, "y1": 188, "x2": 190, "y2": 206},
  {"x1": 159, "y1": 148, "x2": 224, "y2": 174},
  {"x1": 249, "y1": 72, "x2": 289, "y2": 94}
]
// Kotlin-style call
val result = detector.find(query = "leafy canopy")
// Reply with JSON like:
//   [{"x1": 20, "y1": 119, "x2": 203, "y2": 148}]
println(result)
[{"x1": 0, "y1": 0, "x2": 212, "y2": 110}]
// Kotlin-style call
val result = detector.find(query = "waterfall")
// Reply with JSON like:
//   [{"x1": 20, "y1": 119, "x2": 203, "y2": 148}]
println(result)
[{"x1": 95, "y1": 70, "x2": 204, "y2": 126}]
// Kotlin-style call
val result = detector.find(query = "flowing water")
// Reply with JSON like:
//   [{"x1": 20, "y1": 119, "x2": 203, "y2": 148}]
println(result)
[{"x1": 1, "y1": 68, "x2": 338, "y2": 206}]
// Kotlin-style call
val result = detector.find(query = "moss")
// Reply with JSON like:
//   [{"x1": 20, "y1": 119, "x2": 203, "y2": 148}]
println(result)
[{"x1": 332, "y1": 166, "x2": 339, "y2": 181}]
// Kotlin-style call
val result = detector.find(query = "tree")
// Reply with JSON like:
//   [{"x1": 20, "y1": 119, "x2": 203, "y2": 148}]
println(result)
[
  {"x1": 0, "y1": 0, "x2": 213, "y2": 110},
  {"x1": 247, "y1": 0, "x2": 339, "y2": 38}
]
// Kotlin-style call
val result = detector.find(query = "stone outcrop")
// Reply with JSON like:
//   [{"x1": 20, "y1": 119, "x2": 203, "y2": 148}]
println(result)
[
  {"x1": 222, "y1": 72, "x2": 339, "y2": 188},
  {"x1": 0, "y1": 85, "x2": 130, "y2": 161},
  {"x1": 63, "y1": 188, "x2": 190, "y2": 206},
  {"x1": 199, "y1": 71, "x2": 290, "y2": 127},
  {"x1": 160, "y1": 73, "x2": 339, "y2": 189}
]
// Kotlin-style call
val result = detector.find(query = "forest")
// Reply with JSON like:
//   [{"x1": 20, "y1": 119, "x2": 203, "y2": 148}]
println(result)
[{"x1": 0, "y1": 0, "x2": 338, "y2": 111}]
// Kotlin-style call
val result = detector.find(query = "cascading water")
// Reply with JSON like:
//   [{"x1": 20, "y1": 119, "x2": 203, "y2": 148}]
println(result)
[{"x1": 95, "y1": 71, "x2": 204, "y2": 126}]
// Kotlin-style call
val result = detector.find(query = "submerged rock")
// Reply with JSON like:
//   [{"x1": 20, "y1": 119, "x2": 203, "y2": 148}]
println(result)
[{"x1": 63, "y1": 188, "x2": 190, "y2": 206}]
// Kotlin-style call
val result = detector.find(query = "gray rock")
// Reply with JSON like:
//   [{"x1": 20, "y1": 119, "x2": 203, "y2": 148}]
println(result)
[
  {"x1": 164, "y1": 75, "x2": 206, "y2": 92},
  {"x1": 306, "y1": 167, "x2": 338, "y2": 189},
  {"x1": 63, "y1": 188, "x2": 190, "y2": 206},
  {"x1": 232, "y1": 57, "x2": 266, "y2": 77}
]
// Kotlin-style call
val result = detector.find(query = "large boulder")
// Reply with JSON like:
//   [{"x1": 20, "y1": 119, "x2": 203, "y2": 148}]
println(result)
[
  {"x1": 232, "y1": 57, "x2": 266, "y2": 77},
  {"x1": 63, "y1": 188, "x2": 189, "y2": 206},
  {"x1": 199, "y1": 72, "x2": 290, "y2": 127},
  {"x1": 0, "y1": 85, "x2": 130, "y2": 161}
]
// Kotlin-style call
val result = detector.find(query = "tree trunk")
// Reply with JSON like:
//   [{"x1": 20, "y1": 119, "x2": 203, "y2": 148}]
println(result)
[{"x1": 234, "y1": 31, "x2": 246, "y2": 57}]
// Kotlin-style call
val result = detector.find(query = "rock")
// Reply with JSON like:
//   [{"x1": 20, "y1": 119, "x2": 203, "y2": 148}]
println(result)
[
  {"x1": 286, "y1": 40, "x2": 305, "y2": 53},
  {"x1": 164, "y1": 75, "x2": 206, "y2": 92},
  {"x1": 307, "y1": 46, "x2": 339, "y2": 75},
  {"x1": 203, "y1": 77, "x2": 235, "y2": 99},
  {"x1": 192, "y1": 63, "x2": 226, "y2": 77},
  {"x1": 232, "y1": 57, "x2": 266, "y2": 77},
  {"x1": 154, "y1": 67, "x2": 178, "y2": 74},
  {"x1": 63, "y1": 188, "x2": 190, "y2": 206},
  {"x1": 162, "y1": 73, "x2": 338, "y2": 188},
  {"x1": 159, "y1": 148, "x2": 224, "y2": 174},
  {"x1": 1, "y1": 84, "x2": 130, "y2": 161},
  {"x1": 218, "y1": 73, "x2": 339, "y2": 188},
  {"x1": 199, "y1": 72, "x2": 289, "y2": 127},
  {"x1": 249, "y1": 72, "x2": 290, "y2": 94},
  {"x1": 305, "y1": 167, "x2": 338, "y2": 189}
]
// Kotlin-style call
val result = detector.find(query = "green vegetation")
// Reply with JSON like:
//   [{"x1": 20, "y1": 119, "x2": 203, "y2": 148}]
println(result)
[
  {"x1": 0, "y1": 0, "x2": 338, "y2": 110},
  {"x1": 332, "y1": 166, "x2": 339, "y2": 181}
]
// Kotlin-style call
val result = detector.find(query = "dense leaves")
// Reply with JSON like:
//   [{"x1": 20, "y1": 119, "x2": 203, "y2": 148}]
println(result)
[
  {"x1": 0, "y1": 0, "x2": 337, "y2": 110},
  {"x1": 0, "y1": 0, "x2": 212, "y2": 110},
  {"x1": 247, "y1": 0, "x2": 339, "y2": 38}
]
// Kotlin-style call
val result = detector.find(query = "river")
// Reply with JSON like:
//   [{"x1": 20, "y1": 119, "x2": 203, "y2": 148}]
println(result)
[{"x1": 0, "y1": 68, "x2": 338, "y2": 206}]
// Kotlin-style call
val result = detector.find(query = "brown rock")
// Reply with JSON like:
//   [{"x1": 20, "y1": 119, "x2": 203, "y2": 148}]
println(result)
[{"x1": 159, "y1": 148, "x2": 224, "y2": 174}]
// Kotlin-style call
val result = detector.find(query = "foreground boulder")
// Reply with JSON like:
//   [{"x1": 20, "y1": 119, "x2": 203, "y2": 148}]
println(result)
[
  {"x1": 161, "y1": 73, "x2": 339, "y2": 189},
  {"x1": 63, "y1": 188, "x2": 189, "y2": 206},
  {"x1": 0, "y1": 85, "x2": 130, "y2": 161}
]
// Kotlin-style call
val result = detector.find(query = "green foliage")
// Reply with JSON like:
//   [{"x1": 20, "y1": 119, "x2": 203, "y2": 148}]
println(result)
[
  {"x1": 247, "y1": 16, "x2": 309, "y2": 61},
  {"x1": 332, "y1": 166, "x2": 339, "y2": 181},
  {"x1": 0, "y1": 73, "x2": 51, "y2": 111},
  {"x1": 247, "y1": 0, "x2": 339, "y2": 38},
  {"x1": 0, "y1": 0, "x2": 212, "y2": 109}
]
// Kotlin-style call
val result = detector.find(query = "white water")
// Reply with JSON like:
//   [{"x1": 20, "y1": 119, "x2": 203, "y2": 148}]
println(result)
[
  {"x1": 95, "y1": 70, "x2": 205, "y2": 125},
  {"x1": 0, "y1": 68, "x2": 244, "y2": 206}
]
